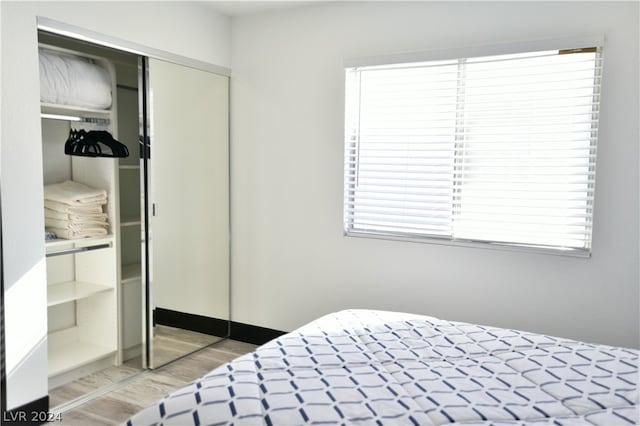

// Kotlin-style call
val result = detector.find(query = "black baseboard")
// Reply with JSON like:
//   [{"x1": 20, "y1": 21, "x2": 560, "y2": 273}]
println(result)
[
  {"x1": 2, "y1": 396, "x2": 49, "y2": 425},
  {"x1": 153, "y1": 308, "x2": 286, "y2": 346},
  {"x1": 230, "y1": 321, "x2": 286, "y2": 346},
  {"x1": 154, "y1": 308, "x2": 228, "y2": 337}
]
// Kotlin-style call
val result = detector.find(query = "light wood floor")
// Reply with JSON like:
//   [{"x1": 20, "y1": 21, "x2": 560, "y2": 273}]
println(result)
[
  {"x1": 52, "y1": 339, "x2": 257, "y2": 425},
  {"x1": 151, "y1": 324, "x2": 225, "y2": 368},
  {"x1": 49, "y1": 325, "x2": 227, "y2": 407}
]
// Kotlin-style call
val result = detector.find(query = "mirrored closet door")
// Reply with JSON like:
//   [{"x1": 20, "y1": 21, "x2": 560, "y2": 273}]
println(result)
[
  {"x1": 37, "y1": 24, "x2": 230, "y2": 410},
  {"x1": 143, "y1": 58, "x2": 230, "y2": 368}
]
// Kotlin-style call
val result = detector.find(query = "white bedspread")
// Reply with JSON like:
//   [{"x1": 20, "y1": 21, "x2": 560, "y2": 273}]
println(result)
[{"x1": 125, "y1": 310, "x2": 638, "y2": 425}]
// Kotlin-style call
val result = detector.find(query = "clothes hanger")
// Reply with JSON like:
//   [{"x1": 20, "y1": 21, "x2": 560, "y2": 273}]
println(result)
[{"x1": 64, "y1": 128, "x2": 130, "y2": 158}]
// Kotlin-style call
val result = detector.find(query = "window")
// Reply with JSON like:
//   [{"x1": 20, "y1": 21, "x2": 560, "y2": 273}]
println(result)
[{"x1": 344, "y1": 40, "x2": 603, "y2": 254}]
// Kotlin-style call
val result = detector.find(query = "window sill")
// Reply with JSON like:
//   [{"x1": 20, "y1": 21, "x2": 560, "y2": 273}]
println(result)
[{"x1": 344, "y1": 230, "x2": 591, "y2": 258}]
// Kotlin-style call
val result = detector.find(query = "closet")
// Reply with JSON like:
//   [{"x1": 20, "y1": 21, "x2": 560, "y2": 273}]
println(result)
[
  {"x1": 37, "y1": 25, "x2": 230, "y2": 409},
  {"x1": 41, "y1": 44, "x2": 125, "y2": 389}
]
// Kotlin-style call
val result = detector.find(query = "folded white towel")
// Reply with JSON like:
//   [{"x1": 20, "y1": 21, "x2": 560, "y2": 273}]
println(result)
[
  {"x1": 45, "y1": 217, "x2": 109, "y2": 230},
  {"x1": 47, "y1": 226, "x2": 108, "y2": 239},
  {"x1": 44, "y1": 180, "x2": 107, "y2": 205},
  {"x1": 44, "y1": 209, "x2": 68, "y2": 221},
  {"x1": 44, "y1": 208, "x2": 108, "y2": 223},
  {"x1": 44, "y1": 200, "x2": 104, "y2": 215}
]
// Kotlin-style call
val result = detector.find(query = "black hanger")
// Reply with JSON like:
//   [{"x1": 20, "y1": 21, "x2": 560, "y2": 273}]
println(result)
[{"x1": 64, "y1": 129, "x2": 130, "y2": 158}]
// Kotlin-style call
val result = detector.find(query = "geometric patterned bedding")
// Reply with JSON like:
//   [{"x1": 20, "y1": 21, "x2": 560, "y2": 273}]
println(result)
[{"x1": 125, "y1": 310, "x2": 639, "y2": 425}]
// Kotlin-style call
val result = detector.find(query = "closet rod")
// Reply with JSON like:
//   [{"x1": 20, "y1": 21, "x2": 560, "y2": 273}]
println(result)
[
  {"x1": 41, "y1": 113, "x2": 110, "y2": 126},
  {"x1": 46, "y1": 243, "x2": 111, "y2": 258}
]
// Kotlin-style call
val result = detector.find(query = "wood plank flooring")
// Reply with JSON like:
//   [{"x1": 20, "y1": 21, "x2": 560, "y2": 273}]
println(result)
[
  {"x1": 151, "y1": 325, "x2": 225, "y2": 368},
  {"x1": 48, "y1": 361, "x2": 142, "y2": 408},
  {"x1": 49, "y1": 325, "x2": 227, "y2": 407},
  {"x1": 51, "y1": 339, "x2": 257, "y2": 425}
]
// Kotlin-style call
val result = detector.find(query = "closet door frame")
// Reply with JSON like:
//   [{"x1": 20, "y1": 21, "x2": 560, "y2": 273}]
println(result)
[
  {"x1": 139, "y1": 57, "x2": 152, "y2": 369},
  {"x1": 36, "y1": 16, "x2": 232, "y2": 371},
  {"x1": 37, "y1": 17, "x2": 230, "y2": 77}
]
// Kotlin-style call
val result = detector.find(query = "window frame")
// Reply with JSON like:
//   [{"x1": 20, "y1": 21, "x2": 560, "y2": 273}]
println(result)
[{"x1": 343, "y1": 36, "x2": 604, "y2": 257}]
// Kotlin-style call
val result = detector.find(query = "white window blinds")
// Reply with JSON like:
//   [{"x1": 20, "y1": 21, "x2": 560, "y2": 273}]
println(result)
[{"x1": 344, "y1": 43, "x2": 603, "y2": 253}]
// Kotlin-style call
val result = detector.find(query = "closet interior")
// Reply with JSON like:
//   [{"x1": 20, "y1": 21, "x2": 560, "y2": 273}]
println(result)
[
  {"x1": 38, "y1": 29, "x2": 231, "y2": 410},
  {"x1": 39, "y1": 33, "x2": 143, "y2": 405}
]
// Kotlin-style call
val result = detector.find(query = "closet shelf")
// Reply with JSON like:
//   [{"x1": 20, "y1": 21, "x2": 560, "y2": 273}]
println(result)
[
  {"x1": 119, "y1": 165, "x2": 140, "y2": 170},
  {"x1": 48, "y1": 332, "x2": 115, "y2": 377},
  {"x1": 41, "y1": 103, "x2": 111, "y2": 117},
  {"x1": 120, "y1": 218, "x2": 141, "y2": 227},
  {"x1": 122, "y1": 263, "x2": 142, "y2": 283},
  {"x1": 48, "y1": 281, "x2": 113, "y2": 307},
  {"x1": 46, "y1": 235, "x2": 114, "y2": 251}
]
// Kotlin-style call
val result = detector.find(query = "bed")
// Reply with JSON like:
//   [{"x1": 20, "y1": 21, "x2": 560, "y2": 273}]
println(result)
[{"x1": 125, "y1": 309, "x2": 638, "y2": 425}]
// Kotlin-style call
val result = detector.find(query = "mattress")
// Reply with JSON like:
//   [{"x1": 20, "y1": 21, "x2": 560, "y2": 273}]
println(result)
[
  {"x1": 125, "y1": 310, "x2": 638, "y2": 425},
  {"x1": 39, "y1": 48, "x2": 112, "y2": 109}
]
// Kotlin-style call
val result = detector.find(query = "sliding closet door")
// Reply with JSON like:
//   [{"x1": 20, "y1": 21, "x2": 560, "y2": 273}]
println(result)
[{"x1": 144, "y1": 58, "x2": 229, "y2": 368}]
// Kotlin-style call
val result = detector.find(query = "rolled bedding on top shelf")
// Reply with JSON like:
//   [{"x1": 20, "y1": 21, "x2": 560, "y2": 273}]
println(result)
[{"x1": 39, "y1": 47, "x2": 112, "y2": 110}]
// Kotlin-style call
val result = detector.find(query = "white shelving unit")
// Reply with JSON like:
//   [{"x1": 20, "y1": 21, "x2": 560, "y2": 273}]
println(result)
[
  {"x1": 115, "y1": 76, "x2": 144, "y2": 362},
  {"x1": 41, "y1": 43, "x2": 122, "y2": 389},
  {"x1": 45, "y1": 224, "x2": 120, "y2": 389}
]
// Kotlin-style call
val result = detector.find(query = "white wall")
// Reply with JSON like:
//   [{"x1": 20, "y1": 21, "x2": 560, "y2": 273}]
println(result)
[
  {"x1": 230, "y1": 2, "x2": 639, "y2": 349},
  {"x1": 0, "y1": 0, "x2": 230, "y2": 410}
]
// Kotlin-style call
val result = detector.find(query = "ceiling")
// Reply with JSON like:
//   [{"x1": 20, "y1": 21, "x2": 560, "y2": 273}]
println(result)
[{"x1": 202, "y1": 1, "x2": 321, "y2": 17}]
